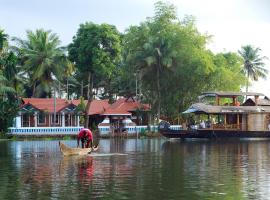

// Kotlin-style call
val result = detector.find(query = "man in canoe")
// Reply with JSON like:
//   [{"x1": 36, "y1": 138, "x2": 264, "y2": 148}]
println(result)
[{"x1": 77, "y1": 128, "x2": 93, "y2": 149}]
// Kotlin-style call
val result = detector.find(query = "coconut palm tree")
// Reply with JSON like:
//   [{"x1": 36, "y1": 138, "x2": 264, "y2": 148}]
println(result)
[
  {"x1": 13, "y1": 29, "x2": 69, "y2": 97},
  {"x1": 0, "y1": 70, "x2": 15, "y2": 97},
  {"x1": 238, "y1": 45, "x2": 268, "y2": 93},
  {"x1": 0, "y1": 29, "x2": 8, "y2": 53},
  {"x1": 0, "y1": 29, "x2": 8, "y2": 70}
]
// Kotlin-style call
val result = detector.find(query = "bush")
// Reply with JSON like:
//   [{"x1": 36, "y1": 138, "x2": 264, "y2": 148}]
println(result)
[{"x1": 0, "y1": 96, "x2": 20, "y2": 133}]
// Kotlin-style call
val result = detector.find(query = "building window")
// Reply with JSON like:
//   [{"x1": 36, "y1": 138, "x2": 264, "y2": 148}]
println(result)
[
  {"x1": 22, "y1": 114, "x2": 30, "y2": 127},
  {"x1": 38, "y1": 112, "x2": 46, "y2": 125},
  {"x1": 51, "y1": 114, "x2": 60, "y2": 124}
]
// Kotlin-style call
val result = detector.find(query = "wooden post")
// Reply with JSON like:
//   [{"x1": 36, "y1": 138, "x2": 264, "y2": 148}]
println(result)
[
  {"x1": 255, "y1": 95, "x2": 259, "y2": 105},
  {"x1": 233, "y1": 96, "x2": 236, "y2": 106},
  {"x1": 246, "y1": 114, "x2": 248, "y2": 131},
  {"x1": 224, "y1": 114, "x2": 227, "y2": 129},
  {"x1": 216, "y1": 96, "x2": 220, "y2": 105},
  {"x1": 237, "y1": 114, "x2": 239, "y2": 129}
]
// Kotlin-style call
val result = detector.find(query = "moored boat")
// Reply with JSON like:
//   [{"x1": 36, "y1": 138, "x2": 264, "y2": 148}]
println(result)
[{"x1": 159, "y1": 92, "x2": 270, "y2": 138}]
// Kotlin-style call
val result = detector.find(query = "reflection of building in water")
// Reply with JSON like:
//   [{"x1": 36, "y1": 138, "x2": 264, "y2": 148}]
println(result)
[
  {"x1": 59, "y1": 156, "x2": 94, "y2": 184},
  {"x1": 240, "y1": 141, "x2": 270, "y2": 199}
]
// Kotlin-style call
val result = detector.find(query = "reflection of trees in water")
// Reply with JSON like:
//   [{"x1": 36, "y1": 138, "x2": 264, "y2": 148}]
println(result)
[
  {"x1": 161, "y1": 139, "x2": 270, "y2": 199},
  {"x1": 0, "y1": 141, "x2": 21, "y2": 199},
  {"x1": 2, "y1": 139, "x2": 270, "y2": 199}
]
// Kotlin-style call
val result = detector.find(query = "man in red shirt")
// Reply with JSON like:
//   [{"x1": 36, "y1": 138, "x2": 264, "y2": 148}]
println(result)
[{"x1": 77, "y1": 128, "x2": 93, "y2": 148}]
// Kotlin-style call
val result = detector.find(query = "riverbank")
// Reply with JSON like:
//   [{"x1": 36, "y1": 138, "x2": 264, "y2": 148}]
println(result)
[{"x1": 3, "y1": 131, "x2": 162, "y2": 140}]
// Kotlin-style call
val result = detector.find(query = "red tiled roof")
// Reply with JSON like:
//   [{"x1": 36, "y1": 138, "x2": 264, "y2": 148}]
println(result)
[
  {"x1": 21, "y1": 97, "x2": 149, "y2": 116},
  {"x1": 22, "y1": 98, "x2": 70, "y2": 113},
  {"x1": 21, "y1": 98, "x2": 111, "y2": 115},
  {"x1": 70, "y1": 99, "x2": 110, "y2": 115},
  {"x1": 102, "y1": 98, "x2": 150, "y2": 115},
  {"x1": 87, "y1": 99, "x2": 110, "y2": 115}
]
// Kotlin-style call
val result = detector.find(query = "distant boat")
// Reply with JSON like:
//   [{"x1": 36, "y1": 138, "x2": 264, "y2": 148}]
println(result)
[
  {"x1": 59, "y1": 141, "x2": 98, "y2": 156},
  {"x1": 159, "y1": 91, "x2": 270, "y2": 138}
]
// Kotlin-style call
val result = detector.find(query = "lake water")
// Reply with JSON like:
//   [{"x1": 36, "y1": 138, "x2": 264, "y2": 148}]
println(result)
[{"x1": 1, "y1": 138, "x2": 270, "y2": 200}]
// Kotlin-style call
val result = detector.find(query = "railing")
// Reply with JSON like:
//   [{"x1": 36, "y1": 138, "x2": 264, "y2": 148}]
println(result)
[
  {"x1": 210, "y1": 123, "x2": 242, "y2": 130},
  {"x1": 98, "y1": 125, "x2": 149, "y2": 136},
  {"x1": 98, "y1": 124, "x2": 184, "y2": 136},
  {"x1": 8, "y1": 127, "x2": 83, "y2": 135},
  {"x1": 169, "y1": 125, "x2": 183, "y2": 130}
]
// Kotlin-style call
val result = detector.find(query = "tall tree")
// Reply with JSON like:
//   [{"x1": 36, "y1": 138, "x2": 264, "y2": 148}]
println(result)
[
  {"x1": 0, "y1": 29, "x2": 8, "y2": 69},
  {"x1": 238, "y1": 45, "x2": 268, "y2": 93},
  {"x1": 0, "y1": 29, "x2": 20, "y2": 133},
  {"x1": 68, "y1": 22, "x2": 122, "y2": 127},
  {"x1": 123, "y1": 2, "x2": 246, "y2": 122},
  {"x1": 123, "y1": 1, "x2": 180, "y2": 120},
  {"x1": 0, "y1": 29, "x2": 8, "y2": 54},
  {"x1": 0, "y1": 70, "x2": 20, "y2": 133},
  {"x1": 13, "y1": 29, "x2": 69, "y2": 97}
]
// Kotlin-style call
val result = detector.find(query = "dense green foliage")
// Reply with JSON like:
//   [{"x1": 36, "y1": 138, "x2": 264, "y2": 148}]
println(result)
[
  {"x1": 68, "y1": 22, "x2": 122, "y2": 100},
  {"x1": 0, "y1": 30, "x2": 20, "y2": 133},
  {"x1": 1, "y1": 1, "x2": 266, "y2": 126},
  {"x1": 122, "y1": 1, "x2": 246, "y2": 121},
  {"x1": 68, "y1": 22, "x2": 122, "y2": 127}
]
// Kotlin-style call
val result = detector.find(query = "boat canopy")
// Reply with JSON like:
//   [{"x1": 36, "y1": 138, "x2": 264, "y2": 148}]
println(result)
[
  {"x1": 182, "y1": 103, "x2": 270, "y2": 114},
  {"x1": 200, "y1": 91, "x2": 265, "y2": 98},
  {"x1": 182, "y1": 108, "x2": 199, "y2": 114}
]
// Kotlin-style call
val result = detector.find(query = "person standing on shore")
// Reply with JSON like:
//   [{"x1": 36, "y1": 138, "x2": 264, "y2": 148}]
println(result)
[{"x1": 77, "y1": 128, "x2": 93, "y2": 149}]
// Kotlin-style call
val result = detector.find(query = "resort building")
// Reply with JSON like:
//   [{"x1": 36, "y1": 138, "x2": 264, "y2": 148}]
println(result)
[{"x1": 9, "y1": 97, "x2": 151, "y2": 136}]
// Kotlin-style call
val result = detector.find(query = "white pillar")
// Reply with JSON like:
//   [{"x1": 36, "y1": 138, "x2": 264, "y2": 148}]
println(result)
[
  {"x1": 34, "y1": 112, "x2": 37, "y2": 127},
  {"x1": 15, "y1": 112, "x2": 22, "y2": 128},
  {"x1": 62, "y1": 112, "x2": 65, "y2": 127},
  {"x1": 77, "y1": 115, "x2": 80, "y2": 127}
]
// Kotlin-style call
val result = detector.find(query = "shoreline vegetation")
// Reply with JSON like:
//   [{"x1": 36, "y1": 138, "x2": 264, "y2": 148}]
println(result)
[
  {"x1": 1, "y1": 131, "x2": 161, "y2": 140},
  {"x1": 0, "y1": 1, "x2": 268, "y2": 136}
]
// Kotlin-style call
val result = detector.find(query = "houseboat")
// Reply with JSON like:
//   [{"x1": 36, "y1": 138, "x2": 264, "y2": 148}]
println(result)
[{"x1": 159, "y1": 92, "x2": 270, "y2": 138}]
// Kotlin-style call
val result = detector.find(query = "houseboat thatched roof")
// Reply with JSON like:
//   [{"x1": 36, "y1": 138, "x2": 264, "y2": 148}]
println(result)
[
  {"x1": 183, "y1": 103, "x2": 270, "y2": 114},
  {"x1": 242, "y1": 98, "x2": 270, "y2": 106},
  {"x1": 201, "y1": 91, "x2": 265, "y2": 98}
]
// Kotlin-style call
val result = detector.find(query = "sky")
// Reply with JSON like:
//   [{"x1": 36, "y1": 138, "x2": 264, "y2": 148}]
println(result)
[{"x1": 1, "y1": 0, "x2": 270, "y2": 96}]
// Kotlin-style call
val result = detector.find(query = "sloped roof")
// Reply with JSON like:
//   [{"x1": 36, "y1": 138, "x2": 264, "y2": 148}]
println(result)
[
  {"x1": 102, "y1": 98, "x2": 150, "y2": 116},
  {"x1": 184, "y1": 103, "x2": 270, "y2": 114},
  {"x1": 243, "y1": 98, "x2": 270, "y2": 106},
  {"x1": 21, "y1": 97, "x2": 149, "y2": 116},
  {"x1": 201, "y1": 91, "x2": 265, "y2": 98},
  {"x1": 22, "y1": 98, "x2": 70, "y2": 113},
  {"x1": 87, "y1": 99, "x2": 110, "y2": 115}
]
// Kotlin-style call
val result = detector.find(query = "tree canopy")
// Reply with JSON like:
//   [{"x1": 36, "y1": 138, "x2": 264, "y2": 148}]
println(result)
[
  {"x1": 68, "y1": 22, "x2": 122, "y2": 100},
  {"x1": 122, "y1": 1, "x2": 246, "y2": 122},
  {"x1": 13, "y1": 29, "x2": 70, "y2": 97}
]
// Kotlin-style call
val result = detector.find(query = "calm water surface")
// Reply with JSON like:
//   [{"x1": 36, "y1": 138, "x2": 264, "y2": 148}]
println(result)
[{"x1": 1, "y1": 138, "x2": 270, "y2": 200}]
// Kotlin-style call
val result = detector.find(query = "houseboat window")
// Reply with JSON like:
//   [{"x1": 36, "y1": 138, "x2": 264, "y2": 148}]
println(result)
[
  {"x1": 51, "y1": 114, "x2": 59, "y2": 124},
  {"x1": 38, "y1": 112, "x2": 46, "y2": 125}
]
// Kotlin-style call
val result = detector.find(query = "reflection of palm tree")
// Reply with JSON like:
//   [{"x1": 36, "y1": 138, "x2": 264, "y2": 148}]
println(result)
[
  {"x1": 13, "y1": 29, "x2": 69, "y2": 97},
  {"x1": 238, "y1": 45, "x2": 268, "y2": 93}
]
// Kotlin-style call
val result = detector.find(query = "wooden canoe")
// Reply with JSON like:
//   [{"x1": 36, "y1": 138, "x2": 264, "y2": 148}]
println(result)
[{"x1": 59, "y1": 141, "x2": 98, "y2": 156}]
